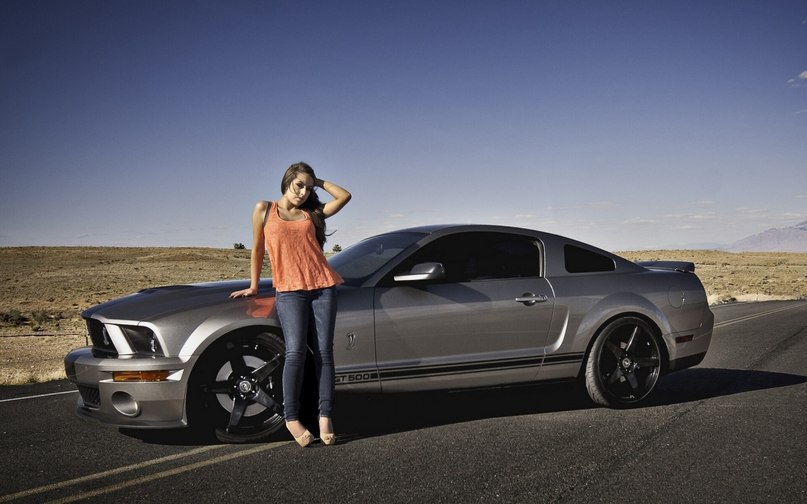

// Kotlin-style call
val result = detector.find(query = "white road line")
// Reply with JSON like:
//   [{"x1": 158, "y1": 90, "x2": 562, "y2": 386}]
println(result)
[
  {"x1": 0, "y1": 390, "x2": 77, "y2": 404},
  {"x1": 714, "y1": 302, "x2": 805, "y2": 329},
  {"x1": 45, "y1": 443, "x2": 285, "y2": 504},
  {"x1": 0, "y1": 445, "x2": 227, "y2": 502}
]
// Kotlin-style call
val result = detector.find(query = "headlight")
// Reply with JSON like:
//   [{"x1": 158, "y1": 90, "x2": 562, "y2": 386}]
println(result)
[{"x1": 119, "y1": 325, "x2": 164, "y2": 355}]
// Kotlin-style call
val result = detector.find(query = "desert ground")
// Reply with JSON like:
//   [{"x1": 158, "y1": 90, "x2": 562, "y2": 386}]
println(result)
[{"x1": 1, "y1": 247, "x2": 805, "y2": 385}]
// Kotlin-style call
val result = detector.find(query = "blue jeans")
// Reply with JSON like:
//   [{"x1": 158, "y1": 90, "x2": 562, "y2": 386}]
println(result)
[{"x1": 275, "y1": 287, "x2": 337, "y2": 422}]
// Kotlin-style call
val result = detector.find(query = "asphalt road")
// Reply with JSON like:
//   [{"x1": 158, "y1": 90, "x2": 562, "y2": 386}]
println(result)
[{"x1": 1, "y1": 301, "x2": 805, "y2": 503}]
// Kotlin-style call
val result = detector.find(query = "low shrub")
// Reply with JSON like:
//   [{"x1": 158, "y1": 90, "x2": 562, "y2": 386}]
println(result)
[{"x1": 0, "y1": 310, "x2": 28, "y2": 325}]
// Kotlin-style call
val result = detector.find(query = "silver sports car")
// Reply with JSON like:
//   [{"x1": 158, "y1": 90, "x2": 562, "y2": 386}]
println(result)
[{"x1": 65, "y1": 225, "x2": 714, "y2": 442}]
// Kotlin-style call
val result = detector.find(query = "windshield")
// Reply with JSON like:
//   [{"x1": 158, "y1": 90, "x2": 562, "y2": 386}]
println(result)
[{"x1": 329, "y1": 231, "x2": 426, "y2": 285}]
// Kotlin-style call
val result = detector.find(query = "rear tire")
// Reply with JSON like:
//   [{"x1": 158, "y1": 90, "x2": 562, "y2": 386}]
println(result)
[{"x1": 585, "y1": 317, "x2": 662, "y2": 407}]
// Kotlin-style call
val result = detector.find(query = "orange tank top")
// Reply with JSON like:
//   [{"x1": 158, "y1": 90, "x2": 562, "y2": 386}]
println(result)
[{"x1": 264, "y1": 202, "x2": 343, "y2": 292}]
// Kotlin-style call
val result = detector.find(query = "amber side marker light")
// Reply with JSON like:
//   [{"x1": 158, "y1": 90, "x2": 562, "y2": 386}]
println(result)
[{"x1": 113, "y1": 371, "x2": 170, "y2": 382}]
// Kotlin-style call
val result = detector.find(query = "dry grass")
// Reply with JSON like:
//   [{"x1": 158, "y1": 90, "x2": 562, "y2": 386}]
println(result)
[
  {"x1": 619, "y1": 250, "x2": 807, "y2": 305},
  {"x1": 1, "y1": 247, "x2": 805, "y2": 385},
  {"x1": 0, "y1": 247, "x2": 266, "y2": 385}
]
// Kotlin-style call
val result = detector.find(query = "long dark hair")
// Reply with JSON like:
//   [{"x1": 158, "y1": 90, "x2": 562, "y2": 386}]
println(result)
[{"x1": 280, "y1": 162, "x2": 327, "y2": 249}]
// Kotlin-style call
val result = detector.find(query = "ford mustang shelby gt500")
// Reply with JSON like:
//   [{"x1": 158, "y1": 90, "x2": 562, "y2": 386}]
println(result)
[{"x1": 65, "y1": 225, "x2": 713, "y2": 442}]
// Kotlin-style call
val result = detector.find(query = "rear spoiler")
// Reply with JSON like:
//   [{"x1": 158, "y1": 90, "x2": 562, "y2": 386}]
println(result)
[{"x1": 636, "y1": 260, "x2": 695, "y2": 273}]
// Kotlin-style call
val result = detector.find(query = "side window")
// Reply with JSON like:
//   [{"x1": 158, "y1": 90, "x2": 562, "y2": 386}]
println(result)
[
  {"x1": 564, "y1": 244, "x2": 615, "y2": 273},
  {"x1": 394, "y1": 232, "x2": 542, "y2": 282}
]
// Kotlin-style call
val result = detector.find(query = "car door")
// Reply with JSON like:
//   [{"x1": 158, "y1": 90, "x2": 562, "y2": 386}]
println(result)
[
  {"x1": 373, "y1": 231, "x2": 555, "y2": 392},
  {"x1": 332, "y1": 286, "x2": 380, "y2": 392}
]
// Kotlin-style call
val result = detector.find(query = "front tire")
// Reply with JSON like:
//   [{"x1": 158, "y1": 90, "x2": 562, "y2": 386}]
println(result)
[
  {"x1": 189, "y1": 332, "x2": 286, "y2": 443},
  {"x1": 585, "y1": 317, "x2": 662, "y2": 407}
]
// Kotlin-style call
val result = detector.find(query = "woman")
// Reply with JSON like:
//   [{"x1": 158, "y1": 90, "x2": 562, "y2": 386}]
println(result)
[{"x1": 230, "y1": 162, "x2": 351, "y2": 447}]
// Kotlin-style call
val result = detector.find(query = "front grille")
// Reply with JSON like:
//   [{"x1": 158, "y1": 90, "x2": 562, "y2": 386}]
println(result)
[
  {"x1": 86, "y1": 318, "x2": 117, "y2": 356},
  {"x1": 78, "y1": 385, "x2": 100, "y2": 408}
]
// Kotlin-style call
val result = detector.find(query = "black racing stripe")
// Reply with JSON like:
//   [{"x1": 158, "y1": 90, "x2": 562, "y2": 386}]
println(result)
[
  {"x1": 336, "y1": 353, "x2": 585, "y2": 385},
  {"x1": 379, "y1": 355, "x2": 544, "y2": 381},
  {"x1": 542, "y1": 352, "x2": 585, "y2": 366}
]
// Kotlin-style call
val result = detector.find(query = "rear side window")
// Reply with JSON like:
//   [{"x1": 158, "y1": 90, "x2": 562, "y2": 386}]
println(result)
[{"x1": 564, "y1": 245, "x2": 615, "y2": 273}]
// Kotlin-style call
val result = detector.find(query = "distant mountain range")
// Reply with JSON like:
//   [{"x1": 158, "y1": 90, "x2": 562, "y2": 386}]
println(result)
[{"x1": 726, "y1": 221, "x2": 807, "y2": 252}]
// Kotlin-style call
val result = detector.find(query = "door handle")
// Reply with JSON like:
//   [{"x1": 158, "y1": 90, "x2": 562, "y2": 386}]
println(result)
[{"x1": 515, "y1": 293, "x2": 548, "y2": 306}]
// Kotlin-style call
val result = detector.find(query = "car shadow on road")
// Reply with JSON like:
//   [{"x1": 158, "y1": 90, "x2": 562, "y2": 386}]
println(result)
[
  {"x1": 120, "y1": 368, "x2": 805, "y2": 446},
  {"x1": 331, "y1": 381, "x2": 594, "y2": 442},
  {"x1": 119, "y1": 380, "x2": 594, "y2": 446},
  {"x1": 333, "y1": 368, "x2": 806, "y2": 442},
  {"x1": 645, "y1": 367, "x2": 806, "y2": 407}
]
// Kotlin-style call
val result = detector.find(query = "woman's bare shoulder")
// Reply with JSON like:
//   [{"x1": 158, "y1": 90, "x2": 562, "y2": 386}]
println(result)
[{"x1": 253, "y1": 200, "x2": 271, "y2": 212}]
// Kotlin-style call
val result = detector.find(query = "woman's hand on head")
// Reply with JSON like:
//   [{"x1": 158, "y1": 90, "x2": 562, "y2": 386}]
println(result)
[
  {"x1": 317, "y1": 179, "x2": 352, "y2": 218},
  {"x1": 229, "y1": 287, "x2": 258, "y2": 299}
]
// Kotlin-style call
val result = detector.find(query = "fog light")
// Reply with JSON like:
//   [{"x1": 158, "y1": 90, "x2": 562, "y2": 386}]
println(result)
[
  {"x1": 112, "y1": 371, "x2": 170, "y2": 382},
  {"x1": 111, "y1": 391, "x2": 140, "y2": 417}
]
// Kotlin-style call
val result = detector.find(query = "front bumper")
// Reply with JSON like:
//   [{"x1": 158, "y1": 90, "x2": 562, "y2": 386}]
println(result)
[{"x1": 64, "y1": 347, "x2": 196, "y2": 429}]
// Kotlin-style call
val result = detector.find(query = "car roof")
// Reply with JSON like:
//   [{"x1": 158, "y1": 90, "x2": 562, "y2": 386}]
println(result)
[
  {"x1": 380, "y1": 224, "x2": 644, "y2": 275},
  {"x1": 391, "y1": 223, "x2": 541, "y2": 236}
]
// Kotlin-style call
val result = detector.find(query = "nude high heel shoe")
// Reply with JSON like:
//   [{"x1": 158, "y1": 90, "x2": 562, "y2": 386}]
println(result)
[
  {"x1": 286, "y1": 422, "x2": 313, "y2": 448},
  {"x1": 293, "y1": 430, "x2": 314, "y2": 448},
  {"x1": 319, "y1": 417, "x2": 336, "y2": 446},
  {"x1": 320, "y1": 432, "x2": 336, "y2": 446}
]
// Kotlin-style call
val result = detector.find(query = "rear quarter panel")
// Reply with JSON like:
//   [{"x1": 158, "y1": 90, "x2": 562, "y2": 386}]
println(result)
[{"x1": 541, "y1": 268, "x2": 709, "y2": 380}]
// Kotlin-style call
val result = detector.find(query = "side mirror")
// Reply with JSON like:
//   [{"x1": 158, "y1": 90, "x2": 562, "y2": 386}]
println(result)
[{"x1": 393, "y1": 262, "x2": 446, "y2": 282}]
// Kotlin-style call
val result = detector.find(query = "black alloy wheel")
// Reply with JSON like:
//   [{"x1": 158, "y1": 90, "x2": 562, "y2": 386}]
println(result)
[
  {"x1": 585, "y1": 317, "x2": 662, "y2": 407},
  {"x1": 190, "y1": 332, "x2": 286, "y2": 443}
]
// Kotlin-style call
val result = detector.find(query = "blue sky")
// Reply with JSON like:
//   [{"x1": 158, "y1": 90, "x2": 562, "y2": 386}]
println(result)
[{"x1": 2, "y1": 0, "x2": 805, "y2": 252}]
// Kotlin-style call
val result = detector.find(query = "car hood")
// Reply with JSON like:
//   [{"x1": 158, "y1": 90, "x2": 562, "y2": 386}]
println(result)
[{"x1": 81, "y1": 279, "x2": 274, "y2": 323}]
